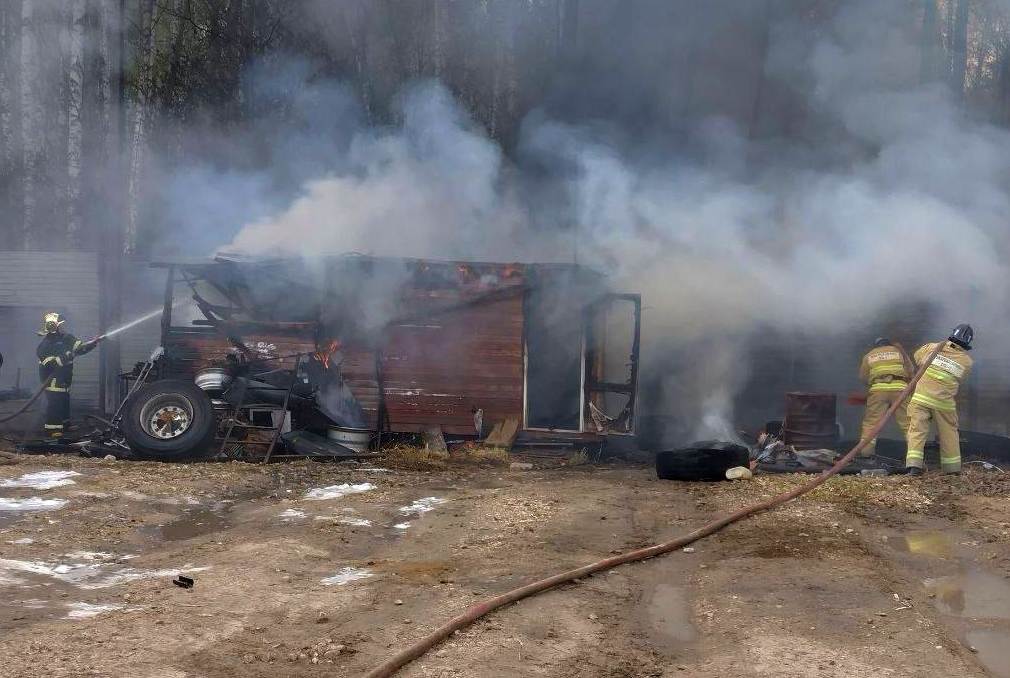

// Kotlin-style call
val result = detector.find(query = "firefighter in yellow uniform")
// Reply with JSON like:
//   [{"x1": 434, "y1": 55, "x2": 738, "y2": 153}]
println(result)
[
  {"x1": 858, "y1": 337, "x2": 912, "y2": 457},
  {"x1": 36, "y1": 312, "x2": 99, "y2": 438},
  {"x1": 905, "y1": 324, "x2": 974, "y2": 476}
]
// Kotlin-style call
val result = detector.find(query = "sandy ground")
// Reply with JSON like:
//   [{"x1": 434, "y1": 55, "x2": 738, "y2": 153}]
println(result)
[{"x1": 1, "y1": 450, "x2": 1009, "y2": 678}]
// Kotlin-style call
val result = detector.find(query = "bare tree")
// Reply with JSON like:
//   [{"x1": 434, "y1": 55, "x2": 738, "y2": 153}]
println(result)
[
  {"x1": 950, "y1": 0, "x2": 970, "y2": 100},
  {"x1": 20, "y1": 0, "x2": 41, "y2": 250},
  {"x1": 0, "y1": 0, "x2": 25, "y2": 247},
  {"x1": 921, "y1": 0, "x2": 940, "y2": 83},
  {"x1": 125, "y1": 0, "x2": 159, "y2": 254},
  {"x1": 67, "y1": 0, "x2": 87, "y2": 245}
]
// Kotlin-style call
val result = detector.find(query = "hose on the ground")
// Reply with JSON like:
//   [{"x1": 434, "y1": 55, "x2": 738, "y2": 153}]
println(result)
[
  {"x1": 363, "y1": 341, "x2": 946, "y2": 678},
  {"x1": 0, "y1": 382, "x2": 47, "y2": 424}
]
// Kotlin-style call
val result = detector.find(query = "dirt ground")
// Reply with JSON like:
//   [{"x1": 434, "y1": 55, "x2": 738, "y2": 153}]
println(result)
[{"x1": 1, "y1": 449, "x2": 1010, "y2": 678}]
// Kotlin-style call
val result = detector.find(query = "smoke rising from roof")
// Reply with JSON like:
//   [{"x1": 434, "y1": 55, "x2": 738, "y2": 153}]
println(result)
[{"x1": 161, "y1": 1, "x2": 1010, "y2": 444}]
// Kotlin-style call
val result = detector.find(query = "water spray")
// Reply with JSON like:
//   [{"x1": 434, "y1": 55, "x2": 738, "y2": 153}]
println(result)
[
  {"x1": 95, "y1": 307, "x2": 166, "y2": 342},
  {"x1": 94, "y1": 297, "x2": 190, "y2": 342}
]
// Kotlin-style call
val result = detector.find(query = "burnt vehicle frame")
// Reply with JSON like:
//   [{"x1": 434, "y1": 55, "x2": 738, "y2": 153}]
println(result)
[{"x1": 113, "y1": 254, "x2": 642, "y2": 461}]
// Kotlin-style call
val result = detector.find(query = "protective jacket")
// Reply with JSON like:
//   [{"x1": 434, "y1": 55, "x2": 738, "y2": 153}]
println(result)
[
  {"x1": 910, "y1": 341, "x2": 973, "y2": 412},
  {"x1": 859, "y1": 345, "x2": 911, "y2": 393},
  {"x1": 37, "y1": 333, "x2": 94, "y2": 392}
]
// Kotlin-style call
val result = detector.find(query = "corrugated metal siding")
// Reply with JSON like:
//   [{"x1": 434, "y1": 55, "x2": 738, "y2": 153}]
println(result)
[{"x1": 0, "y1": 251, "x2": 100, "y2": 410}]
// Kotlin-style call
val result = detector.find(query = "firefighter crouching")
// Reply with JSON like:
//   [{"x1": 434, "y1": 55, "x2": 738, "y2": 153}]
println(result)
[
  {"x1": 905, "y1": 324, "x2": 974, "y2": 476},
  {"x1": 858, "y1": 337, "x2": 912, "y2": 457},
  {"x1": 36, "y1": 312, "x2": 100, "y2": 438}
]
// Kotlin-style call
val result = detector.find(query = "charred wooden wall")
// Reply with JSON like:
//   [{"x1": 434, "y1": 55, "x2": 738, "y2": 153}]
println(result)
[{"x1": 342, "y1": 290, "x2": 525, "y2": 435}]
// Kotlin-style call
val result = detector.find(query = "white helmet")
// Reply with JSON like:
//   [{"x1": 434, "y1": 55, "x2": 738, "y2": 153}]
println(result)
[{"x1": 40, "y1": 312, "x2": 65, "y2": 335}]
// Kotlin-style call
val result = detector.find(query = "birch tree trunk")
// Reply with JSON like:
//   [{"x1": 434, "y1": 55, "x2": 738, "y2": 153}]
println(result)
[
  {"x1": 20, "y1": 0, "x2": 39, "y2": 250},
  {"x1": 125, "y1": 0, "x2": 158, "y2": 254},
  {"x1": 432, "y1": 0, "x2": 446, "y2": 78},
  {"x1": 921, "y1": 0, "x2": 939, "y2": 83},
  {"x1": 0, "y1": 0, "x2": 24, "y2": 247},
  {"x1": 950, "y1": 0, "x2": 969, "y2": 100},
  {"x1": 66, "y1": 0, "x2": 86, "y2": 246}
]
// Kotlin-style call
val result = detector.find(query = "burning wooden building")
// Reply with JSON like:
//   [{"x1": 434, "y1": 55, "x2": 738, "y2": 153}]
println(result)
[{"x1": 123, "y1": 254, "x2": 640, "y2": 459}]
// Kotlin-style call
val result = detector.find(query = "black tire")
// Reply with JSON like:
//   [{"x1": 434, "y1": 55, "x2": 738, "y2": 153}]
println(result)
[
  {"x1": 656, "y1": 441, "x2": 750, "y2": 482},
  {"x1": 121, "y1": 379, "x2": 216, "y2": 461}
]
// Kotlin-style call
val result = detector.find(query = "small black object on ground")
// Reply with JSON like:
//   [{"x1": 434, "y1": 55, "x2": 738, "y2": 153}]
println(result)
[{"x1": 173, "y1": 575, "x2": 195, "y2": 589}]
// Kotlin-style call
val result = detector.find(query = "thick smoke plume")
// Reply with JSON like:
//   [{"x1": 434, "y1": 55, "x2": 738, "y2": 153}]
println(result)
[
  {"x1": 159, "y1": 1, "x2": 1010, "y2": 444},
  {"x1": 225, "y1": 82, "x2": 531, "y2": 261}
]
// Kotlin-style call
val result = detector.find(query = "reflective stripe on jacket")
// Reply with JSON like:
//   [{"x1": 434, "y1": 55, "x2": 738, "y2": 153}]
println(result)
[
  {"x1": 910, "y1": 341, "x2": 973, "y2": 411},
  {"x1": 37, "y1": 332, "x2": 95, "y2": 391},
  {"x1": 859, "y1": 345, "x2": 911, "y2": 393}
]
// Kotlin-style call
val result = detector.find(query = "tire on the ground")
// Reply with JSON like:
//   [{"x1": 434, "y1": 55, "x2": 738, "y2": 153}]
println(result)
[
  {"x1": 121, "y1": 379, "x2": 216, "y2": 461},
  {"x1": 655, "y1": 441, "x2": 750, "y2": 481}
]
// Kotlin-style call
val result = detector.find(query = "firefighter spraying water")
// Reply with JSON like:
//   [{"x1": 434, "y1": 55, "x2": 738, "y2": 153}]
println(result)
[
  {"x1": 33, "y1": 307, "x2": 167, "y2": 438},
  {"x1": 36, "y1": 312, "x2": 101, "y2": 438}
]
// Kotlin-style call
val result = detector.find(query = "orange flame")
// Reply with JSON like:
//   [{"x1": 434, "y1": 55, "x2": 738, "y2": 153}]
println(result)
[{"x1": 315, "y1": 340, "x2": 341, "y2": 369}]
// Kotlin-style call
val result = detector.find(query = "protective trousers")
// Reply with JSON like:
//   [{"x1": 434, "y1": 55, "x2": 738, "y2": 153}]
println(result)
[
  {"x1": 905, "y1": 400, "x2": 961, "y2": 473},
  {"x1": 44, "y1": 391, "x2": 69, "y2": 437},
  {"x1": 859, "y1": 390, "x2": 909, "y2": 457}
]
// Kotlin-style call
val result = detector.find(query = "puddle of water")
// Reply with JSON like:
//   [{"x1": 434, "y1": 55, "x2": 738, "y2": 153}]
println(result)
[
  {"x1": 304, "y1": 483, "x2": 376, "y2": 501},
  {"x1": 901, "y1": 530, "x2": 956, "y2": 557},
  {"x1": 399, "y1": 497, "x2": 447, "y2": 516},
  {"x1": 147, "y1": 507, "x2": 231, "y2": 541},
  {"x1": 926, "y1": 569, "x2": 1010, "y2": 620},
  {"x1": 966, "y1": 630, "x2": 1010, "y2": 678},
  {"x1": 393, "y1": 522, "x2": 411, "y2": 530},
  {"x1": 0, "y1": 497, "x2": 67, "y2": 511},
  {"x1": 1, "y1": 471, "x2": 81, "y2": 490},
  {"x1": 278, "y1": 509, "x2": 306, "y2": 520},
  {"x1": 646, "y1": 584, "x2": 697, "y2": 645},
  {"x1": 321, "y1": 567, "x2": 373, "y2": 586}
]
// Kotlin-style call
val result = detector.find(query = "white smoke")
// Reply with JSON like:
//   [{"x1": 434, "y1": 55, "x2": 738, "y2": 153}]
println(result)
[
  {"x1": 193, "y1": 1, "x2": 1010, "y2": 443},
  {"x1": 226, "y1": 82, "x2": 532, "y2": 261}
]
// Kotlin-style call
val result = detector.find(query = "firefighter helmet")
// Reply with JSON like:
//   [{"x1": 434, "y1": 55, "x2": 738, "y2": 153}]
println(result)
[
  {"x1": 873, "y1": 337, "x2": 891, "y2": 347},
  {"x1": 949, "y1": 323, "x2": 974, "y2": 350},
  {"x1": 40, "y1": 312, "x2": 65, "y2": 335}
]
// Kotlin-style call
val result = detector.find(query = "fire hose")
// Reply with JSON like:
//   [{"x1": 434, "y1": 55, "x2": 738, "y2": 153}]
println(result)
[
  {"x1": 0, "y1": 381, "x2": 46, "y2": 424},
  {"x1": 363, "y1": 341, "x2": 946, "y2": 678},
  {"x1": 0, "y1": 336, "x2": 104, "y2": 426}
]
